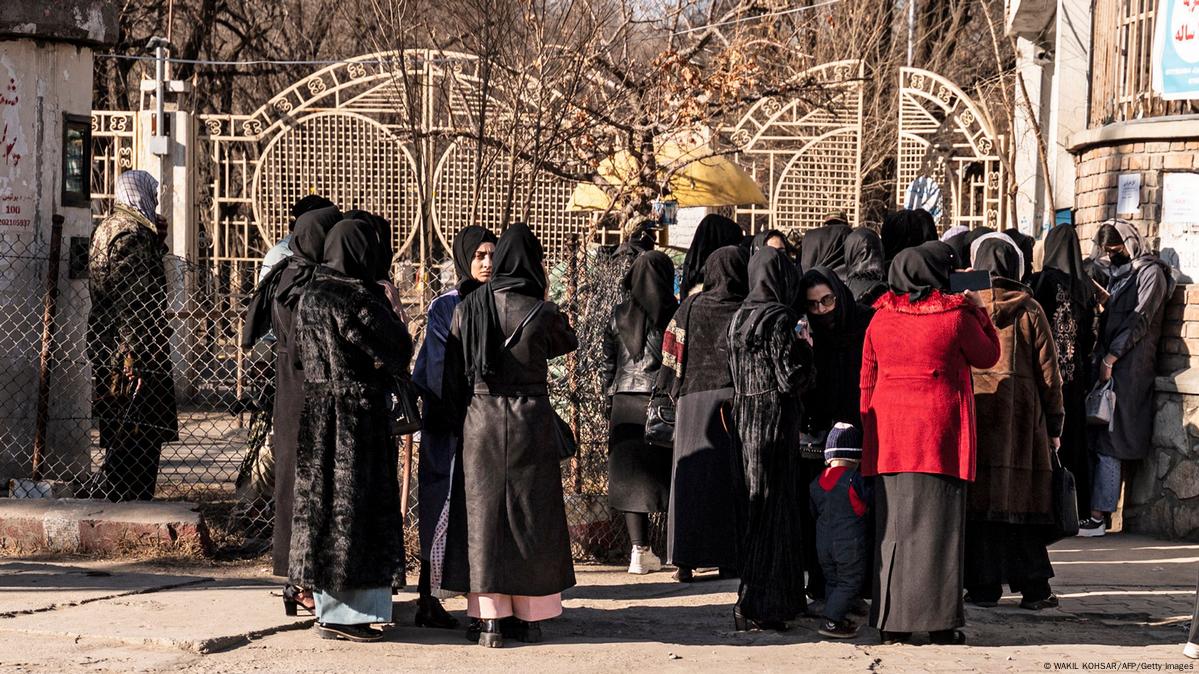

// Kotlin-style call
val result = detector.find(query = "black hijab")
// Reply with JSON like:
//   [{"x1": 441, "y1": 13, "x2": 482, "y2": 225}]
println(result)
[
  {"x1": 943, "y1": 231, "x2": 971, "y2": 268},
  {"x1": 843, "y1": 227, "x2": 885, "y2": 294},
  {"x1": 700, "y1": 245, "x2": 750, "y2": 303},
  {"x1": 615, "y1": 251, "x2": 678, "y2": 357},
  {"x1": 973, "y1": 236, "x2": 1022, "y2": 282},
  {"x1": 1036, "y1": 224, "x2": 1096, "y2": 307},
  {"x1": 750, "y1": 229, "x2": 787, "y2": 256},
  {"x1": 321, "y1": 219, "x2": 377, "y2": 283},
  {"x1": 291, "y1": 194, "x2": 335, "y2": 224},
  {"x1": 681, "y1": 214, "x2": 743, "y2": 298},
  {"x1": 453, "y1": 225, "x2": 499, "y2": 296},
  {"x1": 888, "y1": 240, "x2": 955, "y2": 301},
  {"x1": 241, "y1": 205, "x2": 342, "y2": 347},
  {"x1": 881, "y1": 209, "x2": 937, "y2": 266},
  {"x1": 735, "y1": 247, "x2": 799, "y2": 345},
  {"x1": 457, "y1": 222, "x2": 547, "y2": 380},
  {"x1": 800, "y1": 266, "x2": 864, "y2": 336},
  {"x1": 800, "y1": 224, "x2": 851, "y2": 274},
  {"x1": 344, "y1": 209, "x2": 394, "y2": 282},
  {"x1": 1002, "y1": 229, "x2": 1035, "y2": 282}
]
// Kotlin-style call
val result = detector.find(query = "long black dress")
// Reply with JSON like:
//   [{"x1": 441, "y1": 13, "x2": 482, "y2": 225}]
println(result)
[
  {"x1": 443, "y1": 224, "x2": 578, "y2": 598},
  {"x1": 288, "y1": 260, "x2": 412, "y2": 593},
  {"x1": 656, "y1": 246, "x2": 749, "y2": 571},
  {"x1": 267, "y1": 206, "x2": 342, "y2": 577},
  {"x1": 1031, "y1": 224, "x2": 1098, "y2": 513},
  {"x1": 728, "y1": 248, "x2": 815, "y2": 624}
]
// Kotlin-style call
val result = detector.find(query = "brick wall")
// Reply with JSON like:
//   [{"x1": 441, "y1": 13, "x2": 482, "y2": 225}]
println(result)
[
  {"x1": 1072, "y1": 140, "x2": 1199, "y2": 247},
  {"x1": 1161, "y1": 285, "x2": 1199, "y2": 374}
]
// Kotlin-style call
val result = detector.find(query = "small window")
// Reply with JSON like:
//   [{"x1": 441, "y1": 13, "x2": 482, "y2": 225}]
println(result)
[{"x1": 61, "y1": 114, "x2": 91, "y2": 208}]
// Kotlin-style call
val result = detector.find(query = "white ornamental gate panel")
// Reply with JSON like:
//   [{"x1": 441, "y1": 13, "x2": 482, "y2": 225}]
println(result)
[
  {"x1": 896, "y1": 67, "x2": 1006, "y2": 232},
  {"x1": 721, "y1": 60, "x2": 864, "y2": 234}
]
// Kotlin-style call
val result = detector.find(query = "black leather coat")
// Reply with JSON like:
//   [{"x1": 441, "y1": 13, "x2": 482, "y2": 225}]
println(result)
[{"x1": 601, "y1": 314, "x2": 665, "y2": 395}]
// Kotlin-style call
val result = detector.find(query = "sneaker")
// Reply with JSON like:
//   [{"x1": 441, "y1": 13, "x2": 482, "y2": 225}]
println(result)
[
  {"x1": 1020, "y1": 594, "x2": 1060, "y2": 611},
  {"x1": 1077, "y1": 517, "x2": 1106, "y2": 537},
  {"x1": 628, "y1": 546, "x2": 662, "y2": 574},
  {"x1": 818, "y1": 619, "x2": 859, "y2": 639},
  {"x1": 1184, "y1": 642, "x2": 1199, "y2": 659}
]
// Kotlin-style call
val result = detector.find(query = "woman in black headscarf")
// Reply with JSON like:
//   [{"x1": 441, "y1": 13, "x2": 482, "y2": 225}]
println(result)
[
  {"x1": 800, "y1": 223, "x2": 852, "y2": 277},
  {"x1": 862, "y1": 241, "x2": 999, "y2": 645},
  {"x1": 843, "y1": 227, "x2": 888, "y2": 305},
  {"x1": 601, "y1": 251, "x2": 678, "y2": 575},
  {"x1": 965, "y1": 235, "x2": 1064, "y2": 612},
  {"x1": 880, "y1": 209, "x2": 938, "y2": 270},
  {"x1": 655, "y1": 245, "x2": 750, "y2": 582},
  {"x1": 443, "y1": 223, "x2": 578, "y2": 648},
  {"x1": 1081, "y1": 221, "x2": 1174, "y2": 536},
  {"x1": 680, "y1": 214, "x2": 743, "y2": 298},
  {"x1": 1002, "y1": 229, "x2": 1036, "y2": 283},
  {"x1": 289, "y1": 219, "x2": 413, "y2": 642},
  {"x1": 1030, "y1": 225, "x2": 1098, "y2": 514},
  {"x1": 727, "y1": 247, "x2": 815, "y2": 630},
  {"x1": 241, "y1": 205, "x2": 342, "y2": 613},
  {"x1": 411, "y1": 225, "x2": 497, "y2": 629},
  {"x1": 796, "y1": 266, "x2": 875, "y2": 601},
  {"x1": 750, "y1": 228, "x2": 788, "y2": 256}
]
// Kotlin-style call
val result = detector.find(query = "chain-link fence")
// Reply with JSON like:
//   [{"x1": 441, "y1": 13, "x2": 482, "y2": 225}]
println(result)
[{"x1": 0, "y1": 227, "x2": 654, "y2": 563}]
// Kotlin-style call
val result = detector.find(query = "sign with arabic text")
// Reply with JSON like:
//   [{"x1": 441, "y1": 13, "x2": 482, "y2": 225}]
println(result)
[{"x1": 1153, "y1": 0, "x2": 1199, "y2": 100}]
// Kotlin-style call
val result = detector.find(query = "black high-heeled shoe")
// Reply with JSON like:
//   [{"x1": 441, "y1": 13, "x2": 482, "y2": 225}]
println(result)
[
  {"x1": 283, "y1": 584, "x2": 315, "y2": 617},
  {"x1": 733, "y1": 608, "x2": 787, "y2": 632},
  {"x1": 414, "y1": 596, "x2": 459, "y2": 629},
  {"x1": 499, "y1": 617, "x2": 543, "y2": 643},
  {"x1": 477, "y1": 619, "x2": 503, "y2": 648}
]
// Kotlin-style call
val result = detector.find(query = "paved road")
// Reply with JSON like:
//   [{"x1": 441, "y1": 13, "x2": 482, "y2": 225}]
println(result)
[{"x1": 0, "y1": 534, "x2": 1196, "y2": 672}]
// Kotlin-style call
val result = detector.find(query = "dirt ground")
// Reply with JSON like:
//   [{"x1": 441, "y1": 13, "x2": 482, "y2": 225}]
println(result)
[{"x1": 0, "y1": 534, "x2": 1197, "y2": 673}]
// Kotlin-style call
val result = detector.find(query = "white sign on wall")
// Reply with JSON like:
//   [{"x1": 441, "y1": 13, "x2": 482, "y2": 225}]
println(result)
[
  {"x1": 1160, "y1": 172, "x2": 1199, "y2": 282},
  {"x1": 1117, "y1": 173, "x2": 1142, "y2": 214}
]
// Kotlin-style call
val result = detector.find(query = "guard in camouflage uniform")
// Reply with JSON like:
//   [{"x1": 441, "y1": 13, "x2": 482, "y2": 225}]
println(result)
[{"x1": 84, "y1": 170, "x2": 178, "y2": 501}]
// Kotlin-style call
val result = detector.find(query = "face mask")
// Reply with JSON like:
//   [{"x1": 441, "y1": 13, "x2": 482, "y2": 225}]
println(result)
[
  {"x1": 810, "y1": 312, "x2": 836, "y2": 329},
  {"x1": 1109, "y1": 252, "x2": 1131, "y2": 267}
]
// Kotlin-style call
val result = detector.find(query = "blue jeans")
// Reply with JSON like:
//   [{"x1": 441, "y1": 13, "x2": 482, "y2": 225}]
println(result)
[{"x1": 1090, "y1": 453, "x2": 1121, "y2": 513}]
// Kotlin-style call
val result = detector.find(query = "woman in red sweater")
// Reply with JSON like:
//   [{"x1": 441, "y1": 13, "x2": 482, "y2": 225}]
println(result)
[{"x1": 861, "y1": 241, "x2": 1000, "y2": 645}]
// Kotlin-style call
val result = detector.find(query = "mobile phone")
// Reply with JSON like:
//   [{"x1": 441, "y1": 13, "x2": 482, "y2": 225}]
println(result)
[
  {"x1": 949, "y1": 270, "x2": 992, "y2": 293},
  {"x1": 794, "y1": 316, "x2": 809, "y2": 340}
]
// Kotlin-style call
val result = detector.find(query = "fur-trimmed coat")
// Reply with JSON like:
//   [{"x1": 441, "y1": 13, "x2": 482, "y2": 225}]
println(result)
[
  {"x1": 969, "y1": 279, "x2": 1064, "y2": 523},
  {"x1": 288, "y1": 272, "x2": 413, "y2": 592},
  {"x1": 860, "y1": 290, "x2": 1000, "y2": 480}
]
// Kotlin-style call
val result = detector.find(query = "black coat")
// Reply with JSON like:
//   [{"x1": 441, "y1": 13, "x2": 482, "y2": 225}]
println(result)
[
  {"x1": 288, "y1": 272, "x2": 413, "y2": 592},
  {"x1": 270, "y1": 267, "x2": 303, "y2": 577},
  {"x1": 444, "y1": 290, "x2": 578, "y2": 596},
  {"x1": 1093, "y1": 260, "x2": 1171, "y2": 460},
  {"x1": 601, "y1": 311, "x2": 664, "y2": 395}
]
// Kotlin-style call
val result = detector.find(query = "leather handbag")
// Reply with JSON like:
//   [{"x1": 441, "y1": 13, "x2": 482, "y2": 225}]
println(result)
[
  {"x1": 644, "y1": 394, "x2": 676, "y2": 448},
  {"x1": 553, "y1": 411, "x2": 578, "y2": 460},
  {"x1": 1044, "y1": 449, "x2": 1080, "y2": 544},
  {"x1": 389, "y1": 377, "x2": 423, "y2": 436},
  {"x1": 1085, "y1": 379, "x2": 1116, "y2": 427}
]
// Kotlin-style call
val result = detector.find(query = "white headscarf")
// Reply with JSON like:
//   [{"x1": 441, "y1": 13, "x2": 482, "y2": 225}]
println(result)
[
  {"x1": 940, "y1": 225, "x2": 968, "y2": 242},
  {"x1": 970, "y1": 231, "x2": 1025, "y2": 277},
  {"x1": 114, "y1": 170, "x2": 159, "y2": 224}
]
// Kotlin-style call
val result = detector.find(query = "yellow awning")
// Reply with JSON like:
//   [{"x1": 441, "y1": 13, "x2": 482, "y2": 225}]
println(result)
[{"x1": 567, "y1": 142, "x2": 767, "y2": 211}]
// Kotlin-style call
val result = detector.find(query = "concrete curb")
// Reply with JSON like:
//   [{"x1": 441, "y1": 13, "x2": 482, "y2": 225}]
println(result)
[{"x1": 0, "y1": 499, "x2": 211, "y2": 555}]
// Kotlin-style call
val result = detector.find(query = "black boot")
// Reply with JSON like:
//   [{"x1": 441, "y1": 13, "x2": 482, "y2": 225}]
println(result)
[
  {"x1": 415, "y1": 596, "x2": 459, "y2": 629},
  {"x1": 500, "y1": 617, "x2": 543, "y2": 643},
  {"x1": 477, "y1": 619, "x2": 503, "y2": 648}
]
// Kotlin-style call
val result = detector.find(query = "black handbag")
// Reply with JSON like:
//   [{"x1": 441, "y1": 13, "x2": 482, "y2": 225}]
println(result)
[
  {"x1": 554, "y1": 411, "x2": 578, "y2": 460},
  {"x1": 1044, "y1": 449, "x2": 1080, "y2": 544},
  {"x1": 388, "y1": 377, "x2": 422, "y2": 436},
  {"x1": 644, "y1": 394, "x2": 676, "y2": 447}
]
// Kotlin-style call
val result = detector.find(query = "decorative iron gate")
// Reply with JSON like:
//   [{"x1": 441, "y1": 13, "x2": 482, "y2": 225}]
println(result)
[
  {"x1": 722, "y1": 60, "x2": 864, "y2": 233},
  {"x1": 896, "y1": 67, "x2": 1006, "y2": 231}
]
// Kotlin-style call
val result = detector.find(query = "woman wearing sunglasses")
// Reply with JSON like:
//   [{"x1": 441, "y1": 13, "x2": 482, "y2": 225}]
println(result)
[{"x1": 794, "y1": 266, "x2": 875, "y2": 604}]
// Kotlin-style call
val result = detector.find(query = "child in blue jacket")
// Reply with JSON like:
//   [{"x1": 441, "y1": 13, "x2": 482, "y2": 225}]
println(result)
[{"x1": 810, "y1": 422, "x2": 872, "y2": 638}]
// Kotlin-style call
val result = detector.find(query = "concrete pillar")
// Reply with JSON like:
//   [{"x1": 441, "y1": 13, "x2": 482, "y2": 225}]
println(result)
[
  {"x1": 1047, "y1": 0, "x2": 1092, "y2": 224},
  {"x1": 0, "y1": 2, "x2": 118, "y2": 485},
  {"x1": 1013, "y1": 37, "x2": 1049, "y2": 235}
]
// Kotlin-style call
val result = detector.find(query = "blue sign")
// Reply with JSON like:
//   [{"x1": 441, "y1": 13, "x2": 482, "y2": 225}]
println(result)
[{"x1": 1153, "y1": 0, "x2": 1199, "y2": 100}]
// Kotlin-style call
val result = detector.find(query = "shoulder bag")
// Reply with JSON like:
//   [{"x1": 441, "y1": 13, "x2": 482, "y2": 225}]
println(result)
[{"x1": 1085, "y1": 378, "x2": 1116, "y2": 428}]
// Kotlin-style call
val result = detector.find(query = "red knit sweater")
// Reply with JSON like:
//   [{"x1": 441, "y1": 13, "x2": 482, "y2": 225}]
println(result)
[{"x1": 859, "y1": 290, "x2": 1000, "y2": 481}]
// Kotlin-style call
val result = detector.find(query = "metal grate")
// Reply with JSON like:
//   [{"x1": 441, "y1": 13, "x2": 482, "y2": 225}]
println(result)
[
  {"x1": 896, "y1": 67, "x2": 1006, "y2": 232},
  {"x1": 722, "y1": 60, "x2": 864, "y2": 234}
]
